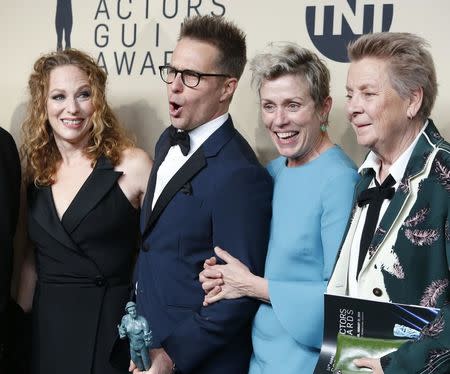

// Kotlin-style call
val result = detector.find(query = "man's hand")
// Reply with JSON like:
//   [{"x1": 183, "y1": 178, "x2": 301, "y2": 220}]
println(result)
[
  {"x1": 129, "y1": 360, "x2": 137, "y2": 372},
  {"x1": 131, "y1": 348, "x2": 174, "y2": 374},
  {"x1": 354, "y1": 357, "x2": 384, "y2": 374},
  {"x1": 199, "y1": 255, "x2": 224, "y2": 298}
]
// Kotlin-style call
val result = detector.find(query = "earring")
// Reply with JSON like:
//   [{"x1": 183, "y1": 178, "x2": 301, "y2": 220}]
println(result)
[
  {"x1": 320, "y1": 123, "x2": 327, "y2": 132},
  {"x1": 407, "y1": 111, "x2": 413, "y2": 120}
]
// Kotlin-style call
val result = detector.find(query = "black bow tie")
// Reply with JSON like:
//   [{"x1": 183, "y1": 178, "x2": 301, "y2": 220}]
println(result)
[
  {"x1": 357, "y1": 174, "x2": 396, "y2": 207},
  {"x1": 169, "y1": 126, "x2": 190, "y2": 156},
  {"x1": 356, "y1": 173, "x2": 396, "y2": 275}
]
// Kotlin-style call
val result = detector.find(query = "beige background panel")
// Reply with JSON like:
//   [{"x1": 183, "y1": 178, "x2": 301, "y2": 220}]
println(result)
[{"x1": 2, "y1": 1, "x2": 449, "y2": 165}]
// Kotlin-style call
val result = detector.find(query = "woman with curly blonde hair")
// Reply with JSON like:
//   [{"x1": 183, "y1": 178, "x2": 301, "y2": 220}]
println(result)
[
  {"x1": 18, "y1": 49, "x2": 152, "y2": 374},
  {"x1": 22, "y1": 49, "x2": 136, "y2": 186}
]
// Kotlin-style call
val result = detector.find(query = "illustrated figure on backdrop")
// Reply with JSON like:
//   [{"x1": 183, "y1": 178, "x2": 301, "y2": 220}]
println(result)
[
  {"x1": 118, "y1": 301, "x2": 152, "y2": 371},
  {"x1": 199, "y1": 42, "x2": 359, "y2": 374},
  {"x1": 18, "y1": 48, "x2": 152, "y2": 374},
  {"x1": 56, "y1": 0, "x2": 72, "y2": 51},
  {"x1": 0, "y1": 127, "x2": 21, "y2": 371},
  {"x1": 134, "y1": 15, "x2": 273, "y2": 374},
  {"x1": 327, "y1": 32, "x2": 450, "y2": 374}
]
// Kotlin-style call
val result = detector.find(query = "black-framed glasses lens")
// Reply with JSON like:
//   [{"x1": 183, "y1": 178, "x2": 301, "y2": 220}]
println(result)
[
  {"x1": 181, "y1": 71, "x2": 201, "y2": 87},
  {"x1": 159, "y1": 66, "x2": 201, "y2": 88},
  {"x1": 159, "y1": 66, "x2": 174, "y2": 83}
]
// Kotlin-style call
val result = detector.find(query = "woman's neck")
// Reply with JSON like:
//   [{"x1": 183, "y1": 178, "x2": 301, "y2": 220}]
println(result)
[{"x1": 287, "y1": 132, "x2": 333, "y2": 167}]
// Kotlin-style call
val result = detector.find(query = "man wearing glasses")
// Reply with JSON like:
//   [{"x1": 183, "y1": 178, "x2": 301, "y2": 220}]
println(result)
[{"x1": 134, "y1": 15, "x2": 273, "y2": 374}]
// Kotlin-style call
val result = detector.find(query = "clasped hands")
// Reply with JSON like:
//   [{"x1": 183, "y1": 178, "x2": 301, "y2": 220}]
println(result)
[
  {"x1": 199, "y1": 247, "x2": 384, "y2": 373},
  {"x1": 199, "y1": 246, "x2": 255, "y2": 305}
]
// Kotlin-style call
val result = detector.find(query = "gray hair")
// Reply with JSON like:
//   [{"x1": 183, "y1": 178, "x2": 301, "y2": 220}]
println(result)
[
  {"x1": 348, "y1": 32, "x2": 437, "y2": 121},
  {"x1": 249, "y1": 42, "x2": 330, "y2": 110}
]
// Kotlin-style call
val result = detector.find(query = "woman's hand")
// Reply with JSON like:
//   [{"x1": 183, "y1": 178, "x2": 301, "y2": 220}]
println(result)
[
  {"x1": 200, "y1": 246, "x2": 269, "y2": 305},
  {"x1": 353, "y1": 358, "x2": 384, "y2": 374}
]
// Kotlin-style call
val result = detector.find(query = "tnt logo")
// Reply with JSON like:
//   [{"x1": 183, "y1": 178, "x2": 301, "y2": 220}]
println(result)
[{"x1": 306, "y1": 0, "x2": 393, "y2": 62}]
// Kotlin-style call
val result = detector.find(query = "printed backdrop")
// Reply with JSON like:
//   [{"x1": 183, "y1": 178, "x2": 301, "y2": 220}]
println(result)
[{"x1": 2, "y1": 0, "x2": 450, "y2": 164}]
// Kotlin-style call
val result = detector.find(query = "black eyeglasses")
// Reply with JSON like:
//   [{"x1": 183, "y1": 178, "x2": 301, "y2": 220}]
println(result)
[{"x1": 159, "y1": 66, "x2": 230, "y2": 88}]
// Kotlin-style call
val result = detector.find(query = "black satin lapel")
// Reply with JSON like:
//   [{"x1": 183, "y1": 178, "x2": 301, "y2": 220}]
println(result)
[
  {"x1": 29, "y1": 186, "x2": 79, "y2": 251},
  {"x1": 141, "y1": 139, "x2": 171, "y2": 230},
  {"x1": 140, "y1": 168, "x2": 157, "y2": 231},
  {"x1": 143, "y1": 147, "x2": 206, "y2": 237},
  {"x1": 62, "y1": 158, "x2": 122, "y2": 234}
]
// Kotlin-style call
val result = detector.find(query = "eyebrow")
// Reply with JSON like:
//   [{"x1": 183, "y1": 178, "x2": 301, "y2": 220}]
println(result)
[
  {"x1": 48, "y1": 84, "x2": 91, "y2": 93},
  {"x1": 348, "y1": 81, "x2": 378, "y2": 90},
  {"x1": 261, "y1": 96, "x2": 303, "y2": 101}
]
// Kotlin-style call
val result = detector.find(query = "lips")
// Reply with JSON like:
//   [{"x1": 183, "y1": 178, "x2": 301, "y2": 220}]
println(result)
[
  {"x1": 276, "y1": 131, "x2": 298, "y2": 139},
  {"x1": 61, "y1": 118, "x2": 84, "y2": 128},
  {"x1": 353, "y1": 122, "x2": 371, "y2": 128},
  {"x1": 169, "y1": 101, "x2": 183, "y2": 118},
  {"x1": 274, "y1": 131, "x2": 299, "y2": 144}
]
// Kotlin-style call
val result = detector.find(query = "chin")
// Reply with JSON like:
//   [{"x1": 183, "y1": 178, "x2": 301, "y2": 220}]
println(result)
[
  {"x1": 356, "y1": 139, "x2": 374, "y2": 149},
  {"x1": 171, "y1": 119, "x2": 189, "y2": 130}
]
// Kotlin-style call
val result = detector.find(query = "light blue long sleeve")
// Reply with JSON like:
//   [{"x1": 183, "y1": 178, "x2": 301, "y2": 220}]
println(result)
[{"x1": 250, "y1": 146, "x2": 358, "y2": 374}]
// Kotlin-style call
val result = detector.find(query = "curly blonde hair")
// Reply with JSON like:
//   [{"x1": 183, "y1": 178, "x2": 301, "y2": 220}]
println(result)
[{"x1": 22, "y1": 49, "x2": 134, "y2": 186}]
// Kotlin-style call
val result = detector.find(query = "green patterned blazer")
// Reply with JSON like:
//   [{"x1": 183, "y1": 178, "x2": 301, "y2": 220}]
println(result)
[{"x1": 328, "y1": 119, "x2": 450, "y2": 373}]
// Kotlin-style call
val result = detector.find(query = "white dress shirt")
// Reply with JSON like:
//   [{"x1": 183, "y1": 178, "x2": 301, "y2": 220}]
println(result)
[
  {"x1": 348, "y1": 121, "x2": 427, "y2": 297},
  {"x1": 151, "y1": 113, "x2": 229, "y2": 209}
]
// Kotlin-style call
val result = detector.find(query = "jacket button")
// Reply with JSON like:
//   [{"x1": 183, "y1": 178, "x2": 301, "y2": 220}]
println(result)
[
  {"x1": 95, "y1": 276, "x2": 105, "y2": 287},
  {"x1": 373, "y1": 288, "x2": 383, "y2": 297}
]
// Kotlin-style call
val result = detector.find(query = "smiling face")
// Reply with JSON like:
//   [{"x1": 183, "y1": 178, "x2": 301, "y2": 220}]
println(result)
[
  {"x1": 46, "y1": 65, "x2": 94, "y2": 149},
  {"x1": 260, "y1": 74, "x2": 328, "y2": 167},
  {"x1": 166, "y1": 37, "x2": 234, "y2": 131},
  {"x1": 345, "y1": 57, "x2": 418, "y2": 159}
]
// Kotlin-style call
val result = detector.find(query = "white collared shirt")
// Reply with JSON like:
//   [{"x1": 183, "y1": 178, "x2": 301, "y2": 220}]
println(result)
[
  {"x1": 151, "y1": 113, "x2": 229, "y2": 209},
  {"x1": 348, "y1": 121, "x2": 428, "y2": 297}
]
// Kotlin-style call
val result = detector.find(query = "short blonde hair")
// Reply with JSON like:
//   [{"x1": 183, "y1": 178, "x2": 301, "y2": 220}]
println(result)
[{"x1": 250, "y1": 42, "x2": 330, "y2": 111}]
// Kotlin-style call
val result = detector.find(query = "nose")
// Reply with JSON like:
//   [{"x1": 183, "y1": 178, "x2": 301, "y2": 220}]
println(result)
[
  {"x1": 346, "y1": 93, "x2": 363, "y2": 118},
  {"x1": 272, "y1": 108, "x2": 288, "y2": 128},
  {"x1": 66, "y1": 97, "x2": 80, "y2": 115},
  {"x1": 169, "y1": 72, "x2": 184, "y2": 93}
]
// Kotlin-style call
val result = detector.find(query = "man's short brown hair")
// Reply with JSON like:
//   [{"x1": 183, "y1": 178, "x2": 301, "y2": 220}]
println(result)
[{"x1": 179, "y1": 15, "x2": 247, "y2": 79}]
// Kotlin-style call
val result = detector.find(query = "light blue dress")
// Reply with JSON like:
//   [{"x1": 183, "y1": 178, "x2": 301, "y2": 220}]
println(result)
[{"x1": 249, "y1": 146, "x2": 358, "y2": 374}]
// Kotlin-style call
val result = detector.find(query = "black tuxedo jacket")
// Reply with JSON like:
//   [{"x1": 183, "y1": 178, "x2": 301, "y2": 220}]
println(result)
[
  {"x1": 0, "y1": 127, "x2": 21, "y2": 364},
  {"x1": 136, "y1": 117, "x2": 273, "y2": 374}
]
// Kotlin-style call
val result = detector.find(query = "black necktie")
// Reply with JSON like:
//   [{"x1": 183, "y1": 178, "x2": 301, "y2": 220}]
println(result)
[
  {"x1": 356, "y1": 173, "x2": 396, "y2": 274},
  {"x1": 169, "y1": 126, "x2": 190, "y2": 156}
]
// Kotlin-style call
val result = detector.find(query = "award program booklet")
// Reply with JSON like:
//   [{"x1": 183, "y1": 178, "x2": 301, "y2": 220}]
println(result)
[{"x1": 313, "y1": 294, "x2": 439, "y2": 374}]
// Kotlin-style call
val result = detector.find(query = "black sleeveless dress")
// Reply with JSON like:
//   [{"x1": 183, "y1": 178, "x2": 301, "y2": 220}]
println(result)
[{"x1": 28, "y1": 157, "x2": 139, "y2": 374}]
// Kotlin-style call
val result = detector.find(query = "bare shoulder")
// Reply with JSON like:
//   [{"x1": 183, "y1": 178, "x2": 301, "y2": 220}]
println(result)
[
  {"x1": 116, "y1": 147, "x2": 153, "y2": 206},
  {"x1": 118, "y1": 147, "x2": 153, "y2": 174}
]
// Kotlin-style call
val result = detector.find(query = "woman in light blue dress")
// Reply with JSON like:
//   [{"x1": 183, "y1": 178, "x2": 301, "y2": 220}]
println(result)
[{"x1": 199, "y1": 42, "x2": 359, "y2": 374}]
